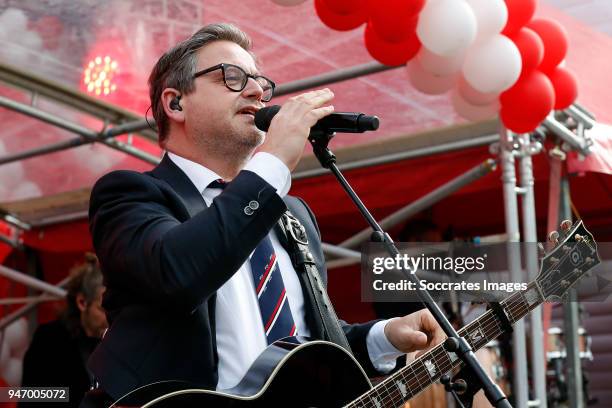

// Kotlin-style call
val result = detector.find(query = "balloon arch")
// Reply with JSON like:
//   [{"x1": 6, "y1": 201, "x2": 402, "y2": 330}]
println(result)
[{"x1": 272, "y1": 0, "x2": 578, "y2": 132}]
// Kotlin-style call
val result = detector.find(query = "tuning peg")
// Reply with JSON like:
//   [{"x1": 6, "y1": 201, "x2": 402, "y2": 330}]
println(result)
[
  {"x1": 575, "y1": 234, "x2": 584, "y2": 242},
  {"x1": 538, "y1": 243, "x2": 546, "y2": 256},
  {"x1": 560, "y1": 220, "x2": 573, "y2": 232},
  {"x1": 548, "y1": 231, "x2": 560, "y2": 245}
]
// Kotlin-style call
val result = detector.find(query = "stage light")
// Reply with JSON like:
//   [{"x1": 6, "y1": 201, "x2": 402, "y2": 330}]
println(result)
[{"x1": 83, "y1": 55, "x2": 119, "y2": 97}]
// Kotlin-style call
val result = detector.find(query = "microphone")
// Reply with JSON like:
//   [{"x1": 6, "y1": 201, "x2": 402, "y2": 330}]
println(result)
[{"x1": 254, "y1": 105, "x2": 379, "y2": 133}]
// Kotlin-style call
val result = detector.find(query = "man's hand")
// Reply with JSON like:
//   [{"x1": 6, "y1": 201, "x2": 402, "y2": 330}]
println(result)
[
  {"x1": 384, "y1": 309, "x2": 446, "y2": 355},
  {"x1": 258, "y1": 88, "x2": 334, "y2": 171}
]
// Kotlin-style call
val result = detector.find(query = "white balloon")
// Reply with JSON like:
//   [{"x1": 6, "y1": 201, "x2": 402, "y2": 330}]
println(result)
[
  {"x1": 417, "y1": 0, "x2": 477, "y2": 57},
  {"x1": 416, "y1": 48, "x2": 466, "y2": 76},
  {"x1": 465, "y1": 0, "x2": 508, "y2": 40},
  {"x1": 407, "y1": 60, "x2": 457, "y2": 95},
  {"x1": 1, "y1": 357, "x2": 22, "y2": 386},
  {"x1": 462, "y1": 34, "x2": 522, "y2": 94},
  {"x1": 0, "y1": 8, "x2": 28, "y2": 34},
  {"x1": 457, "y1": 75, "x2": 499, "y2": 105},
  {"x1": 271, "y1": 0, "x2": 307, "y2": 6},
  {"x1": 452, "y1": 88, "x2": 499, "y2": 121}
]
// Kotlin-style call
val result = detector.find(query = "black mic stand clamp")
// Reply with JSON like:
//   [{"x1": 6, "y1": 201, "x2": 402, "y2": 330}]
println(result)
[
  {"x1": 309, "y1": 130, "x2": 337, "y2": 169},
  {"x1": 440, "y1": 338, "x2": 487, "y2": 408},
  {"x1": 308, "y1": 130, "x2": 513, "y2": 408}
]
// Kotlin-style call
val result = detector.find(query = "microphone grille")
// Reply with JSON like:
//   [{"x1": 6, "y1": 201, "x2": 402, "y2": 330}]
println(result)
[{"x1": 254, "y1": 105, "x2": 281, "y2": 132}]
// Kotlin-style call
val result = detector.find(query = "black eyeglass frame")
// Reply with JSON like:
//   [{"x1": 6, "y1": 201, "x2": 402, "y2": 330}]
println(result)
[{"x1": 193, "y1": 63, "x2": 276, "y2": 102}]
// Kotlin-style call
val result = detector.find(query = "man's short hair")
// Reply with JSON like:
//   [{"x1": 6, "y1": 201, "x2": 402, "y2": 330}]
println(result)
[{"x1": 148, "y1": 23, "x2": 253, "y2": 147}]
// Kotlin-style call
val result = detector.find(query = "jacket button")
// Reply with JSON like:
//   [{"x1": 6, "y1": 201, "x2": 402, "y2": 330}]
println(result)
[
  {"x1": 244, "y1": 206, "x2": 254, "y2": 215},
  {"x1": 249, "y1": 200, "x2": 259, "y2": 210}
]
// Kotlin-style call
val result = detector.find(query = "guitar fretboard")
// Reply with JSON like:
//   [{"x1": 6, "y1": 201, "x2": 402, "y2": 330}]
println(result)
[{"x1": 346, "y1": 281, "x2": 544, "y2": 408}]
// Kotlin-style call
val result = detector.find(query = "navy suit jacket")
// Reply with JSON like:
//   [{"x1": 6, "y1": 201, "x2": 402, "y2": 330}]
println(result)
[{"x1": 87, "y1": 154, "x2": 380, "y2": 400}]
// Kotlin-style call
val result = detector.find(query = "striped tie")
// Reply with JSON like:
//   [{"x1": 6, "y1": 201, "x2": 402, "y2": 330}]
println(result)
[
  {"x1": 250, "y1": 235, "x2": 297, "y2": 344},
  {"x1": 208, "y1": 179, "x2": 296, "y2": 343}
]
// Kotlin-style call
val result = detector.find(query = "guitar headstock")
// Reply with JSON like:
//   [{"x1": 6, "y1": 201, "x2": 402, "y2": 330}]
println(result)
[{"x1": 536, "y1": 220, "x2": 600, "y2": 302}]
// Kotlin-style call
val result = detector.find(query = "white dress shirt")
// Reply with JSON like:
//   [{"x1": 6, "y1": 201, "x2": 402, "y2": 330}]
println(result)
[{"x1": 167, "y1": 152, "x2": 402, "y2": 390}]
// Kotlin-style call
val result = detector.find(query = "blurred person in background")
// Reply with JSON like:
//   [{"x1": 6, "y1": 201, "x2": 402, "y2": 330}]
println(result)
[{"x1": 19, "y1": 253, "x2": 107, "y2": 408}]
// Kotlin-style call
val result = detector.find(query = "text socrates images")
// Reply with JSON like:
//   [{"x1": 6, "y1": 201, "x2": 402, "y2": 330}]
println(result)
[{"x1": 362, "y1": 241, "x2": 535, "y2": 304}]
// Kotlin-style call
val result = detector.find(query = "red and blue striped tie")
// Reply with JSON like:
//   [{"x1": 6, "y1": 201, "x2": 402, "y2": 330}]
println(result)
[
  {"x1": 208, "y1": 179, "x2": 296, "y2": 343},
  {"x1": 250, "y1": 235, "x2": 297, "y2": 344}
]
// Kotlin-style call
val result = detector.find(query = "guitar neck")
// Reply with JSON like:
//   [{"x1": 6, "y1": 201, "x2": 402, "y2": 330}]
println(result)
[{"x1": 347, "y1": 281, "x2": 545, "y2": 408}]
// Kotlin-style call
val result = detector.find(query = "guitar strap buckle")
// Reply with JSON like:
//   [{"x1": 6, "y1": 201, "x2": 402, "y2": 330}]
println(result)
[{"x1": 281, "y1": 212, "x2": 309, "y2": 246}]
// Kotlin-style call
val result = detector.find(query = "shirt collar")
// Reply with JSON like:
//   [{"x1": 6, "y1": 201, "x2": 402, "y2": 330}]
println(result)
[{"x1": 167, "y1": 152, "x2": 222, "y2": 195}]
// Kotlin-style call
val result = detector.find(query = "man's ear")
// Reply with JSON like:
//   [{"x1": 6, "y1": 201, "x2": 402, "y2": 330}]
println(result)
[
  {"x1": 76, "y1": 293, "x2": 88, "y2": 313},
  {"x1": 161, "y1": 88, "x2": 185, "y2": 123}
]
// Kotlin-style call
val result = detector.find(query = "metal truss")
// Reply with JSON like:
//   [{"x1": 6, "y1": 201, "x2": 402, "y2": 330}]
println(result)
[{"x1": 0, "y1": 61, "x2": 160, "y2": 167}]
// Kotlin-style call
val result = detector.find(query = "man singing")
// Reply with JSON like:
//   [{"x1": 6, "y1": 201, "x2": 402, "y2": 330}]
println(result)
[{"x1": 86, "y1": 22, "x2": 444, "y2": 404}]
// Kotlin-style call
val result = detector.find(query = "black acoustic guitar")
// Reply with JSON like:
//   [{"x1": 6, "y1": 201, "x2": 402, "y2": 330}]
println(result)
[{"x1": 112, "y1": 220, "x2": 599, "y2": 408}]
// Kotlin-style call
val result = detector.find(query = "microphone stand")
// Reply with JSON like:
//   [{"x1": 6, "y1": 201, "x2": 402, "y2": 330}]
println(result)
[{"x1": 308, "y1": 130, "x2": 513, "y2": 408}]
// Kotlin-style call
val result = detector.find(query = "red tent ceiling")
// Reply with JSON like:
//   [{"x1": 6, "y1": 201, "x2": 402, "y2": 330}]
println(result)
[{"x1": 0, "y1": 0, "x2": 611, "y2": 203}]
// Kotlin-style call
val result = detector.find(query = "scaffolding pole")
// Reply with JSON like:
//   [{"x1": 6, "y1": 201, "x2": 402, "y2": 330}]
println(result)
[
  {"x1": 276, "y1": 61, "x2": 400, "y2": 96},
  {"x1": 293, "y1": 134, "x2": 498, "y2": 180},
  {"x1": 499, "y1": 127, "x2": 529, "y2": 407},
  {"x1": 0, "y1": 96, "x2": 159, "y2": 165},
  {"x1": 560, "y1": 176, "x2": 584, "y2": 408},
  {"x1": 518, "y1": 134, "x2": 547, "y2": 408},
  {"x1": 0, "y1": 276, "x2": 72, "y2": 331},
  {"x1": 340, "y1": 158, "x2": 497, "y2": 249},
  {"x1": 0, "y1": 264, "x2": 67, "y2": 298},
  {"x1": 543, "y1": 115, "x2": 591, "y2": 155},
  {"x1": 0, "y1": 119, "x2": 153, "y2": 166}
]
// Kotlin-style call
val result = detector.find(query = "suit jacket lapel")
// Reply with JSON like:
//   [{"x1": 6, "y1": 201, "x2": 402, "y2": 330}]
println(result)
[{"x1": 149, "y1": 153, "x2": 208, "y2": 218}]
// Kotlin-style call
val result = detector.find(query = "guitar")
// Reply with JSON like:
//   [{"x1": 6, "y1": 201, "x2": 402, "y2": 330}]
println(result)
[{"x1": 112, "y1": 220, "x2": 600, "y2": 408}]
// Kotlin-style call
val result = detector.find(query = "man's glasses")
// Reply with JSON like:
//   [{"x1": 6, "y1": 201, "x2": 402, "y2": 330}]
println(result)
[{"x1": 193, "y1": 63, "x2": 275, "y2": 102}]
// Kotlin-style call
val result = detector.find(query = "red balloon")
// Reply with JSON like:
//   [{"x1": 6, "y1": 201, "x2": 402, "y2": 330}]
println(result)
[
  {"x1": 315, "y1": 0, "x2": 368, "y2": 31},
  {"x1": 548, "y1": 66, "x2": 578, "y2": 109},
  {"x1": 508, "y1": 28, "x2": 544, "y2": 77},
  {"x1": 364, "y1": 20, "x2": 421, "y2": 66},
  {"x1": 322, "y1": 0, "x2": 363, "y2": 15},
  {"x1": 367, "y1": 0, "x2": 426, "y2": 43},
  {"x1": 502, "y1": 0, "x2": 537, "y2": 36},
  {"x1": 528, "y1": 19, "x2": 569, "y2": 74},
  {"x1": 500, "y1": 70, "x2": 555, "y2": 133}
]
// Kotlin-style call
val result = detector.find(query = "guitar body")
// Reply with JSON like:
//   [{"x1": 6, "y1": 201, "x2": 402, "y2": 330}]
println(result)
[{"x1": 115, "y1": 337, "x2": 373, "y2": 408}]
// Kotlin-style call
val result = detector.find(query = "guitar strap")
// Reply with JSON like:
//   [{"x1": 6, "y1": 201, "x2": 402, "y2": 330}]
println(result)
[{"x1": 277, "y1": 211, "x2": 352, "y2": 353}]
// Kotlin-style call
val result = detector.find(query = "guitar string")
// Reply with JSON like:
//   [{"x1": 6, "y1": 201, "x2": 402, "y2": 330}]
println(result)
[
  {"x1": 354, "y1": 304, "x2": 514, "y2": 408},
  {"x1": 362, "y1": 281, "x2": 538, "y2": 407},
  {"x1": 349, "y1": 241, "x2": 593, "y2": 407},
  {"x1": 369, "y1": 315, "x2": 502, "y2": 408},
  {"x1": 352, "y1": 310, "x2": 505, "y2": 408},
  {"x1": 363, "y1": 287, "x2": 545, "y2": 408},
  {"x1": 364, "y1": 279, "x2": 572, "y2": 408},
  {"x1": 366, "y1": 292, "x2": 538, "y2": 408}
]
